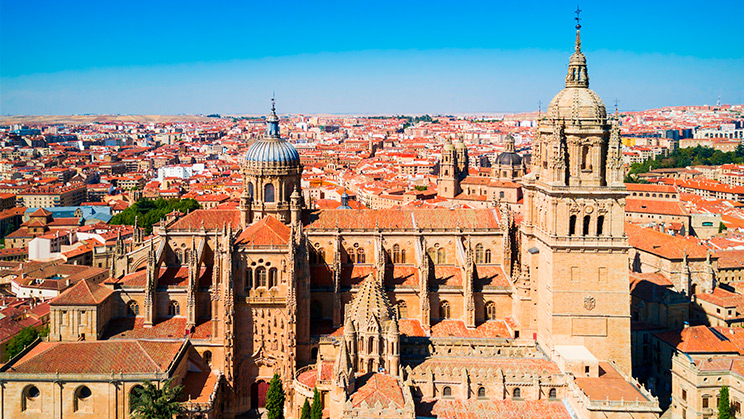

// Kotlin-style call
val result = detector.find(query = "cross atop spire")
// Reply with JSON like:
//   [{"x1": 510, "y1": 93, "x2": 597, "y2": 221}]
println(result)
[
  {"x1": 565, "y1": 6, "x2": 589, "y2": 88},
  {"x1": 574, "y1": 5, "x2": 582, "y2": 29}
]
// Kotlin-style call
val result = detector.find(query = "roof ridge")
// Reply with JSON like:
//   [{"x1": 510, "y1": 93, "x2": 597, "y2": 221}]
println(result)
[{"x1": 135, "y1": 340, "x2": 162, "y2": 372}]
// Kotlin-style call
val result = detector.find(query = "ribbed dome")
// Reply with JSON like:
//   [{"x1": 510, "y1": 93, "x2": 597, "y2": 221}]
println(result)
[
  {"x1": 495, "y1": 152, "x2": 522, "y2": 166},
  {"x1": 346, "y1": 274, "x2": 394, "y2": 329},
  {"x1": 546, "y1": 87, "x2": 607, "y2": 122},
  {"x1": 244, "y1": 138, "x2": 300, "y2": 165}
]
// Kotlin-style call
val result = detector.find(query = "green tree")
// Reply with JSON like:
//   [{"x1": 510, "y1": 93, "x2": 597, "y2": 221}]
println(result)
[
  {"x1": 5, "y1": 326, "x2": 40, "y2": 360},
  {"x1": 300, "y1": 398, "x2": 311, "y2": 419},
  {"x1": 109, "y1": 198, "x2": 200, "y2": 234},
  {"x1": 265, "y1": 373, "x2": 286, "y2": 419},
  {"x1": 719, "y1": 385, "x2": 731, "y2": 419},
  {"x1": 130, "y1": 379, "x2": 183, "y2": 419},
  {"x1": 310, "y1": 387, "x2": 322, "y2": 419},
  {"x1": 719, "y1": 222, "x2": 728, "y2": 234}
]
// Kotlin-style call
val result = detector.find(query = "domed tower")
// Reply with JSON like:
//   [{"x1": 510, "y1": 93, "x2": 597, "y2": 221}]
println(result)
[
  {"x1": 454, "y1": 136, "x2": 469, "y2": 179},
  {"x1": 494, "y1": 135, "x2": 525, "y2": 181},
  {"x1": 519, "y1": 13, "x2": 631, "y2": 374},
  {"x1": 241, "y1": 99, "x2": 302, "y2": 226}
]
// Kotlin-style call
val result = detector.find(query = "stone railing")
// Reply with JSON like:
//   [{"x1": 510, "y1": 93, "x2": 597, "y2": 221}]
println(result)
[{"x1": 293, "y1": 365, "x2": 317, "y2": 396}]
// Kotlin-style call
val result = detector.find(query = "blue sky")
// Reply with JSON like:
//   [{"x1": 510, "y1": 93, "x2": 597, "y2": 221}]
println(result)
[{"x1": 1, "y1": 0, "x2": 743, "y2": 115}]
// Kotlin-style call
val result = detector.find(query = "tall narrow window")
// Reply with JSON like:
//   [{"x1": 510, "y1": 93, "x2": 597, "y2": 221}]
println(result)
[
  {"x1": 569, "y1": 215, "x2": 577, "y2": 236},
  {"x1": 437, "y1": 248, "x2": 446, "y2": 264},
  {"x1": 268, "y1": 268, "x2": 278, "y2": 288},
  {"x1": 248, "y1": 182, "x2": 254, "y2": 198},
  {"x1": 581, "y1": 146, "x2": 590, "y2": 171},
  {"x1": 127, "y1": 301, "x2": 139, "y2": 316},
  {"x1": 485, "y1": 301, "x2": 497, "y2": 320},
  {"x1": 485, "y1": 249, "x2": 492, "y2": 264},
  {"x1": 597, "y1": 215, "x2": 605, "y2": 236},
  {"x1": 583, "y1": 215, "x2": 591, "y2": 236},
  {"x1": 393, "y1": 244, "x2": 401, "y2": 264},
  {"x1": 256, "y1": 267, "x2": 267, "y2": 288},
  {"x1": 175, "y1": 249, "x2": 183, "y2": 265},
  {"x1": 440, "y1": 301, "x2": 450, "y2": 319},
  {"x1": 264, "y1": 183, "x2": 275, "y2": 203},
  {"x1": 245, "y1": 268, "x2": 253, "y2": 291},
  {"x1": 475, "y1": 244, "x2": 484, "y2": 264},
  {"x1": 357, "y1": 248, "x2": 365, "y2": 264},
  {"x1": 398, "y1": 301, "x2": 408, "y2": 318},
  {"x1": 318, "y1": 248, "x2": 326, "y2": 263},
  {"x1": 168, "y1": 301, "x2": 180, "y2": 316},
  {"x1": 513, "y1": 387, "x2": 521, "y2": 399}
]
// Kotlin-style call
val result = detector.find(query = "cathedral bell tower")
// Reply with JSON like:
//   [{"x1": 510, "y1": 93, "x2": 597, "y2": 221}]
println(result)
[
  {"x1": 519, "y1": 14, "x2": 630, "y2": 374},
  {"x1": 437, "y1": 136, "x2": 460, "y2": 199}
]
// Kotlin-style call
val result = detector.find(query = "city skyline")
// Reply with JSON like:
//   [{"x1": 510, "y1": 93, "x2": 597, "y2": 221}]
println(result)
[{"x1": 2, "y1": 0, "x2": 744, "y2": 115}]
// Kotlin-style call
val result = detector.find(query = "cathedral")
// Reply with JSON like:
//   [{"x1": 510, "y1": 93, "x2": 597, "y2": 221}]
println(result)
[{"x1": 0, "y1": 21, "x2": 661, "y2": 419}]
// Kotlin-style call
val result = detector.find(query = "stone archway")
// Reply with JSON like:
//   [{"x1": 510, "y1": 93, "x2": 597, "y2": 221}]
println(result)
[{"x1": 251, "y1": 380, "x2": 269, "y2": 410}]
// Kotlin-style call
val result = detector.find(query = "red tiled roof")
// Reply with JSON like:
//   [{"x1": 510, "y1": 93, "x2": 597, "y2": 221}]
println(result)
[
  {"x1": 350, "y1": 373, "x2": 405, "y2": 409},
  {"x1": 305, "y1": 208, "x2": 500, "y2": 230},
  {"x1": 234, "y1": 216, "x2": 290, "y2": 246},
  {"x1": 625, "y1": 198, "x2": 688, "y2": 216},
  {"x1": 430, "y1": 319, "x2": 512, "y2": 338},
  {"x1": 168, "y1": 209, "x2": 241, "y2": 230},
  {"x1": 11, "y1": 340, "x2": 185, "y2": 374},
  {"x1": 50, "y1": 279, "x2": 113, "y2": 306},
  {"x1": 417, "y1": 399, "x2": 570, "y2": 419},
  {"x1": 575, "y1": 362, "x2": 647, "y2": 402},
  {"x1": 655, "y1": 325, "x2": 743, "y2": 354},
  {"x1": 626, "y1": 223, "x2": 710, "y2": 260}
]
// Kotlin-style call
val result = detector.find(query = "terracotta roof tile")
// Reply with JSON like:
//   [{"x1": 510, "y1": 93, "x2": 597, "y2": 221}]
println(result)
[
  {"x1": 50, "y1": 279, "x2": 113, "y2": 306},
  {"x1": 234, "y1": 216, "x2": 290, "y2": 246}
]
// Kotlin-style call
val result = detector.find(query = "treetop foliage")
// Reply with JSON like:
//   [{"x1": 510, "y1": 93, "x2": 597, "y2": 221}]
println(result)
[
  {"x1": 628, "y1": 144, "x2": 744, "y2": 177},
  {"x1": 109, "y1": 198, "x2": 200, "y2": 234}
]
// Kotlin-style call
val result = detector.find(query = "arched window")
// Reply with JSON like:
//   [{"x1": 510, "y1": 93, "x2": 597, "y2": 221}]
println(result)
[
  {"x1": 130, "y1": 385, "x2": 144, "y2": 414},
  {"x1": 485, "y1": 301, "x2": 497, "y2": 320},
  {"x1": 393, "y1": 244, "x2": 403, "y2": 264},
  {"x1": 500, "y1": 191, "x2": 505, "y2": 198},
  {"x1": 357, "y1": 248, "x2": 366, "y2": 264},
  {"x1": 73, "y1": 386, "x2": 92, "y2": 412},
  {"x1": 569, "y1": 215, "x2": 577, "y2": 236},
  {"x1": 437, "y1": 248, "x2": 446, "y2": 264},
  {"x1": 203, "y1": 350, "x2": 212, "y2": 367},
  {"x1": 256, "y1": 267, "x2": 267, "y2": 288},
  {"x1": 310, "y1": 300, "x2": 323, "y2": 320},
  {"x1": 318, "y1": 248, "x2": 326, "y2": 263},
  {"x1": 127, "y1": 300, "x2": 139, "y2": 317},
  {"x1": 248, "y1": 182, "x2": 254, "y2": 198},
  {"x1": 549, "y1": 388, "x2": 557, "y2": 400},
  {"x1": 442, "y1": 386, "x2": 452, "y2": 398},
  {"x1": 398, "y1": 301, "x2": 408, "y2": 318},
  {"x1": 475, "y1": 244, "x2": 484, "y2": 264},
  {"x1": 597, "y1": 215, "x2": 605, "y2": 236},
  {"x1": 175, "y1": 249, "x2": 183, "y2": 265},
  {"x1": 478, "y1": 387, "x2": 487, "y2": 399},
  {"x1": 583, "y1": 215, "x2": 591, "y2": 236},
  {"x1": 513, "y1": 387, "x2": 521, "y2": 399},
  {"x1": 245, "y1": 268, "x2": 253, "y2": 291},
  {"x1": 485, "y1": 249, "x2": 492, "y2": 264},
  {"x1": 440, "y1": 301, "x2": 451, "y2": 319},
  {"x1": 22, "y1": 385, "x2": 40, "y2": 412},
  {"x1": 268, "y1": 268, "x2": 278, "y2": 289},
  {"x1": 168, "y1": 301, "x2": 180, "y2": 316},
  {"x1": 264, "y1": 183, "x2": 275, "y2": 203},
  {"x1": 427, "y1": 247, "x2": 436, "y2": 262}
]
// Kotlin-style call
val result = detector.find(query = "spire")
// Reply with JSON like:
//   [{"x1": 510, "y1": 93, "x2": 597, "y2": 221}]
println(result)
[
  {"x1": 265, "y1": 97, "x2": 280, "y2": 139},
  {"x1": 565, "y1": 6, "x2": 589, "y2": 89}
]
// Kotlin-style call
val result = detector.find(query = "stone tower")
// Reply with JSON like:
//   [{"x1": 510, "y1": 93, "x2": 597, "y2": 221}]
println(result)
[
  {"x1": 241, "y1": 99, "x2": 303, "y2": 225},
  {"x1": 438, "y1": 136, "x2": 460, "y2": 199},
  {"x1": 519, "y1": 20, "x2": 630, "y2": 373}
]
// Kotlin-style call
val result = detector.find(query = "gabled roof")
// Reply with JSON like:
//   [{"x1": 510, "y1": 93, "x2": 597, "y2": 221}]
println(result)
[
  {"x1": 350, "y1": 373, "x2": 405, "y2": 409},
  {"x1": 655, "y1": 325, "x2": 743, "y2": 354},
  {"x1": 28, "y1": 208, "x2": 52, "y2": 217},
  {"x1": 8, "y1": 340, "x2": 185, "y2": 374},
  {"x1": 50, "y1": 279, "x2": 113, "y2": 306},
  {"x1": 168, "y1": 209, "x2": 241, "y2": 230},
  {"x1": 234, "y1": 216, "x2": 290, "y2": 246}
]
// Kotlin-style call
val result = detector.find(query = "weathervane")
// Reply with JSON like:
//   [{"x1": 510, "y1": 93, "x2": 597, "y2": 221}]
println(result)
[{"x1": 574, "y1": 5, "x2": 582, "y2": 29}]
